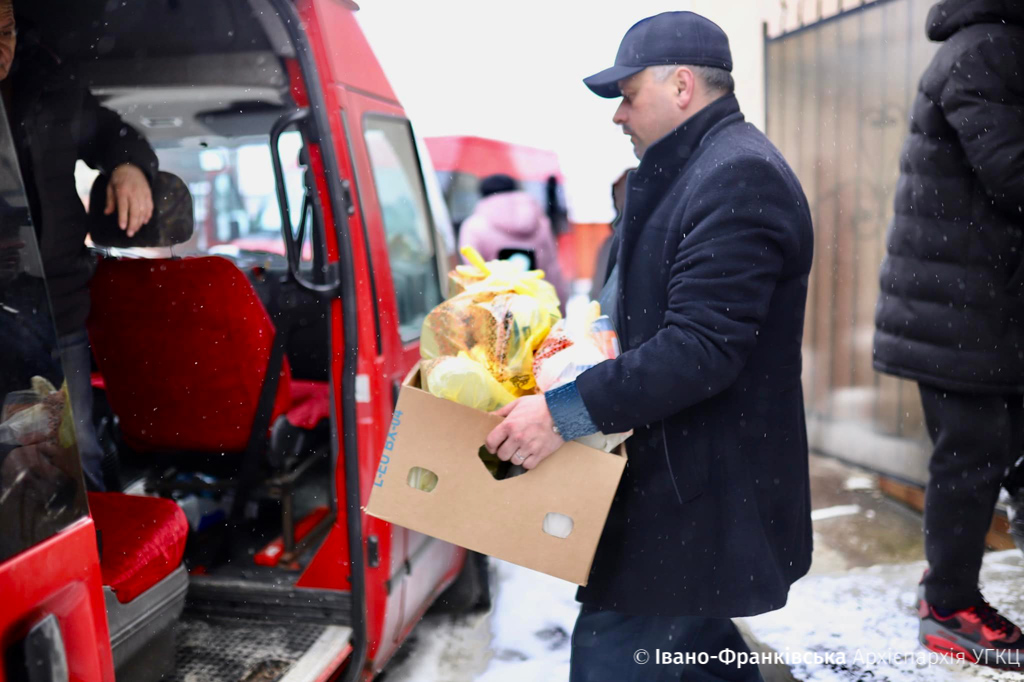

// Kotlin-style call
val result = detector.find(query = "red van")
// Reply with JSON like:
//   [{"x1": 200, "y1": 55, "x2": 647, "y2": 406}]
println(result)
[
  {"x1": 424, "y1": 135, "x2": 568, "y2": 236},
  {"x1": 0, "y1": 1, "x2": 483, "y2": 681}
]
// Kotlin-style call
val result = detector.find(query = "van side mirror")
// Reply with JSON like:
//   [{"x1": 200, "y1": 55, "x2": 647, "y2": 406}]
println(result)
[{"x1": 270, "y1": 109, "x2": 341, "y2": 297}]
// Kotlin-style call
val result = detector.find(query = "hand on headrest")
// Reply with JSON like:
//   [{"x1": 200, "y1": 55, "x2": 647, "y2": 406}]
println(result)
[{"x1": 89, "y1": 171, "x2": 194, "y2": 249}]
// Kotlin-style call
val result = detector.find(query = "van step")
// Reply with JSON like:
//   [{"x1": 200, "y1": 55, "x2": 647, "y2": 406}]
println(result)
[
  {"x1": 187, "y1": 577, "x2": 351, "y2": 625},
  {"x1": 172, "y1": 616, "x2": 352, "y2": 682}
]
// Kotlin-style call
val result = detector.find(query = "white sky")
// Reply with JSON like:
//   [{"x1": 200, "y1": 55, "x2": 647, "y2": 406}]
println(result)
[{"x1": 356, "y1": 1, "x2": 771, "y2": 223}]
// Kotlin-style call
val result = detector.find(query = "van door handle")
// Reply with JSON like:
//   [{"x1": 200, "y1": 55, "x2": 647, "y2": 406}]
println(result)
[
  {"x1": 341, "y1": 179, "x2": 356, "y2": 216},
  {"x1": 6, "y1": 614, "x2": 69, "y2": 682}
]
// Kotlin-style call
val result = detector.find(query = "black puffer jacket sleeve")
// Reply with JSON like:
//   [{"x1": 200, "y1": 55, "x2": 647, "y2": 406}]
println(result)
[
  {"x1": 939, "y1": 35, "x2": 1024, "y2": 217},
  {"x1": 77, "y1": 90, "x2": 159, "y2": 185}
]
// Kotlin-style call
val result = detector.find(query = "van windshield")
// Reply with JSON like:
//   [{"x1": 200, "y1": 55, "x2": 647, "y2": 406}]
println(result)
[{"x1": 76, "y1": 131, "x2": 307, "y2": 267}]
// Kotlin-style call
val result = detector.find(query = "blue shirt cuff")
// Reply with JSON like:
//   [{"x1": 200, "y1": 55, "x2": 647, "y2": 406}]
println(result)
[{"x1": 545, "y1": 381, "x2": 600, "y2": 441}]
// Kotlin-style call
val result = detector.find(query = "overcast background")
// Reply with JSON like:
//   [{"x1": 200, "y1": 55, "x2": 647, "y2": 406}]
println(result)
[{"x1": 356, "y1": 1, "x2": 774, "y2": 223}]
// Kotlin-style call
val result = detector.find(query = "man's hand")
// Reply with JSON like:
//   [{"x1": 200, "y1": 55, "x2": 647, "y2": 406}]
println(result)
[
  {"x1": 104, "y1": 164, "x2": 153, "y2": 237},
  {"x1": 485, "y1": 395, "x2": 565, "y2": 470}
]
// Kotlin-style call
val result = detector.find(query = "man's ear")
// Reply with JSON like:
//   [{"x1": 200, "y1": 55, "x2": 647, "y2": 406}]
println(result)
[{"x1": 675, "y1": 67, "x2": 696, "y2": 109}]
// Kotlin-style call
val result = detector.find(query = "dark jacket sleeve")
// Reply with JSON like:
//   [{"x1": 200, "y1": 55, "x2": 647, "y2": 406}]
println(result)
[
  {"x1": 940, "y1": 36, "x2": 1024, "y2": 217},
  {"x1": 574, "y1": 156, "x2": 801, "y2": 434},
  {"x1": 77, "y1": 90, "x2": 158, "y2": 184}
]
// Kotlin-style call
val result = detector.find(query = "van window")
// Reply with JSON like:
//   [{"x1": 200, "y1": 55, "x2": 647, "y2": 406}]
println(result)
[
  {"x1": 0, "y1": 100, "x2": 89, "y2": 563},
  {"x1": 77, "y1": 131, "x2": 309, "y2": 270},
  {"x1": 363, "y1": 116, "x2": 442, "y2": 342},
  {"x1": 435, "y1": 170, "x2": 481, "y2": 228}
]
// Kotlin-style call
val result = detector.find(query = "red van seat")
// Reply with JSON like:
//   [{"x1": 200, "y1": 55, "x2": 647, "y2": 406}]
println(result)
[
  {"x1": 89, "y1": 257, "x2": 293, "y2": 454},
  {"x1": 88, "y1": 492, "x2": 189, "y2": 604},
  {"x1": 286, "y1": 380, "x2": 331, "y2": 430}
]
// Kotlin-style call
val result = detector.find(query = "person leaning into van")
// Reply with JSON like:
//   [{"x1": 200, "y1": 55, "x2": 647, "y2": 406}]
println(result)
[
  {"x1": 485, "y1": 12, "x2": 813, "y2": 681},
  {"x1": 0, "y1": 1, "x2": 158, "y2": 491},
  {"x1": 873, "y1": 0, "x2": 1024, "y2": 668},
  {"x1": 457, "y1": 173, "x2": 569, "y2": 306}
]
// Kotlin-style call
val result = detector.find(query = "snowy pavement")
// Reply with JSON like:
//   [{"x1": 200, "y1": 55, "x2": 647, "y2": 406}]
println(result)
[
  {"x1": 385, "y1": 548, "x2": 1024, "y2": 675},
  {"x1": 382, "y1": 559, "x2": 578, "y2": 682},
  {"x1": 380, "y1": 452, "x2": 1024, "y2": 681},
  {"x1": 385, "y1": 552, "x2": 1024, "y2": 681},
  {"x1": 742, "y1": 550, "x2": 1024, "y2": 682}
]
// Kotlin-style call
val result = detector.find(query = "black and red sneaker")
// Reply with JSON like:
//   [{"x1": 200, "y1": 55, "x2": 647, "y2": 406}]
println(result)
[{"x1": 919, "y1": 592, "x2": 1024, "y2": 669}]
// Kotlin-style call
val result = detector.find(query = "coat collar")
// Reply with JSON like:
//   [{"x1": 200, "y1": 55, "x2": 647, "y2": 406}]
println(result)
[
  {"x1": 619, "y1": 93, "x2": 744, "y2": 240},
  {"x1": 611, "y1": 93, "x2": 744, "y2": 342},
  {"x1": 633, "y1": 93, "x2": 743, "y2": 183}
]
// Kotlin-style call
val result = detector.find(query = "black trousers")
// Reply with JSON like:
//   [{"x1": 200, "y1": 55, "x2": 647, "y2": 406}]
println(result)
[
  {"x1": 570, "y1": 604, "x2": 764, "y2": 682},
  {"x1": 918, "y1": 383, "x2": 1024, "y2": 610}
]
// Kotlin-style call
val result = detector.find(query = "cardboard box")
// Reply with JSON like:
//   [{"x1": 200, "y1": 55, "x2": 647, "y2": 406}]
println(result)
[{"x1": 364, "y1": 365, "x2": 627, "y2": 585}]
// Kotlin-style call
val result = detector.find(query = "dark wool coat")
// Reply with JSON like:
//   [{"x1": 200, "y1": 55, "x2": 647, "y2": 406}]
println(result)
[{"x1": 575, "y1": 94, "x2": 815, "y2": 617}]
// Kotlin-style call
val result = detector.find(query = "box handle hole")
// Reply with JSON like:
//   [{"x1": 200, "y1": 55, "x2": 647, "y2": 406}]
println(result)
[
  {"x1": 477, "y1": 445, "x2": 525, "y2": 481},
  {"x1": 407, "y1": 467, "x2": 438, "y2": 492},
  {"x1": 543, "y1": 513, "x2": 574, "y2": 538}
]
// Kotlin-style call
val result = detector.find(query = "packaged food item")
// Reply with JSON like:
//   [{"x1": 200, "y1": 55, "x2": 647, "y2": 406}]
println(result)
[
  {"x1": 416, "y1": 246, "x2": 630, "y2": 455},
  {"x1": 421, "y1": 354, "x2": 518, "y2": 413},
  {"x1": 0, "y1": 378, "x2": 72, "y2": 449},
  {"x1": 532, "y1": 320, "x2": 608, "y2": 393},
  {"x1": 532, "y1": 304, "x2": 631, "y2": 453},
  {"x1": 590, "y1": 315, "x2": 621, "y2": 360},
  {"x1": 0, "y1": 378, "x2": 81, "y2": 528},
  {"x1": 421, "y1": 247, "x2": 560, "y2": 397},
  {"x1": 448, "y1": 246, "x2": 561, "y2": 316},
  {"x1": 533, "y1": 301, "x2": 622, "y2": 393}
]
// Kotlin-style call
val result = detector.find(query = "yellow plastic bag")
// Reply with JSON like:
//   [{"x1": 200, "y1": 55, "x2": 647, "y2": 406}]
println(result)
[
  {"x1": 449, "y1": 246, "x2": 561, "y2": 315},
  {"x1": 421, "y1": 353, "x2": 518, "y2": 413},
  {"x1": 419, "y1": 355, "x2": 515, "y2": 482},
  {"x1": 420, "y1": 247, "x2": 561, "y2": 396}
]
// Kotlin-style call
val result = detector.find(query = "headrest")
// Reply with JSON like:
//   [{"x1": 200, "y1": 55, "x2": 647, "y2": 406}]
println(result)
[{"x1": 89, "y1": 171, "x2": 194, "y2": 248}]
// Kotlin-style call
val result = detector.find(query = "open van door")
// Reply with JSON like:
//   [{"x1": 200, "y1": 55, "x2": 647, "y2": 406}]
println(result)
[
  {"x1": 0, "y1": 95, "x2": 114, "y2": 682},
  {"x1": 284, "y1": 0, "x2": 471, "y2": 674},
  {"x1": 261, "y1": 0, "x2": 374, "y2": 677}
]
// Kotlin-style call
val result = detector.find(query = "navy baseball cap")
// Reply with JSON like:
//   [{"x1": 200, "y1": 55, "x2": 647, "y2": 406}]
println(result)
[{"x1": 584, "y1": 12, "x2": 733, "y2": 99}]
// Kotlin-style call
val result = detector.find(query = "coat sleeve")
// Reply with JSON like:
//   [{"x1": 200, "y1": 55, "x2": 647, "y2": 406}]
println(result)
[
  {"x1": 939, "y1": 36, "x2": 1024, "y2": 217},
  {"x1": 77, "y1": 90, "x2": 159, "y2": 184},
  {"x1": 574, "y1": 156, "x2": 802, "y2": 434}
]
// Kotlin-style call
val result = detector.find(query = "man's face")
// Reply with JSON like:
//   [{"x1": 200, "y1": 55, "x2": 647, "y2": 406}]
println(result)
[
  {"x1": 0, "y1": 4, "x2": 15, "y2": 82},
  {"x1": 612, "y1": 68, "x2": 687, "y2": 160}
]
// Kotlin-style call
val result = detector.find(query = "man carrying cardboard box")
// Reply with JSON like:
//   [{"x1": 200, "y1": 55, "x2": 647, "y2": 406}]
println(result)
[{"x1": 485, "y1": 11, "x2": 814, "y2": 681}]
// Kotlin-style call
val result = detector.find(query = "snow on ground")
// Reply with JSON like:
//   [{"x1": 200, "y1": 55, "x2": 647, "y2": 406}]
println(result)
[
  {"x1": 386, "y1": 551, "x2": 1024, "y2": 681},
  {"x1": 379, "y1": 607, "x2": 492, "y2": 682},
  {"x1": 382, "y1": 559, "x2": 578, "y2": 682},
  {"x1": 742, "y1": 550, "x2": 1024, "y2": 681},
  {"x1": 474, "y1": 560, "x2": 579, "y2": 682}
]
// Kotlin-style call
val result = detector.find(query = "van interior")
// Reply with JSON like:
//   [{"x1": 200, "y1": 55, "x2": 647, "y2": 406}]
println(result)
[{"x1": 15, "y1": 1, "x2": 355, "y2": 679}]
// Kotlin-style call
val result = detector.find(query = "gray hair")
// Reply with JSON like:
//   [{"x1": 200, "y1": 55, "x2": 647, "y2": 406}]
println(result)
[{"x1": 649, "y1": 64, "x2": 734, "y2": 95}]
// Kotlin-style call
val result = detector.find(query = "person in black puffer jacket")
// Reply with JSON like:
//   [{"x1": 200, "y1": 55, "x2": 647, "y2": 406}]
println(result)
[{"x1": 873, "y1": 0, "x2": 1024, "y2": 667}]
